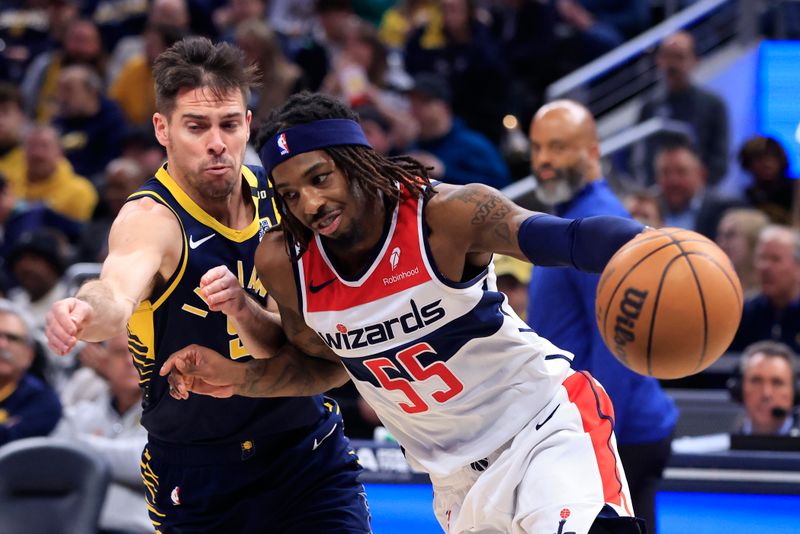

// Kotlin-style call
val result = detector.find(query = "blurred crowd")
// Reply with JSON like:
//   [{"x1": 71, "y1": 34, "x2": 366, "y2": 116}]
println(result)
[{"x1": 0, "y1": 0, "x2": 799, "y2": 531}]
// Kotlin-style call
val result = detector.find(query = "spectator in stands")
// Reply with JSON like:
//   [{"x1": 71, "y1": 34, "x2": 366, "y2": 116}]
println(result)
[
  {"x1": 77, "y1": 158, "x2": 146, "y2": 263},
  {"x1": 638, "y1": 31, "x2": 729, "y2": 186},
  {"x1": 716, "y1": 208, "x2": 770, "y2": 298},
  {"x1": 20, "y1": 125, "x2": 98, "y2": 223},
  {"x1": 488, "y1": 0, "x2": 558, "y2": 127},
  {"x1": 357, "y1": 104, "x2": 395, "y2": 156},
  {"x1": 324, "y1": 19, "x2": 416, "y2": 149},
  {"x1": 493, "y1": 254, "x2": 531, "y2": 320},
  {"x1": 622, "y1": 188, "x2": 664, "y2": 228},
  {"x1": 6, "y1": 229, "x2": 70, "y2": 330},
  {"x1": 21, "y1": 17, "x2": 107, "y2": 123},
  {"x1": 88, "y1": 0, "x2": 150, "y2": 53},
  {"x1": 738, "y1": 135, "x2": 796, "y2": 225},
  {"x1": 407, "y1": 72, "x2": 510, "y2": 188},
  {"x1": 526, "y1": 100, "x2": 677, "y2": 534},
  {"x1": 235, "y1": 20, "x2": 308, "y2": 132},
  {"x1": 293, "y1": 0, "x2": 358, "y2": 91},
  {"x1": 119, "y1": 126, "x2": 165, "y2": 179},
  {"x1": 0, "y1": 1, "x2": 52, "y2": 83},
  {"x1": 730, "y1": 225, "x2": 800, "y2": 355},
  {"x1": 214, "y1": 0, "x2": 268, "y2": 43},
  {"x1": 733, "y1": 340, "x2": 799, "y2": 436},
  {"x1": 554, "y1": 0, "x2": 650, "y2": 67},
  {"x1": 54, "y1": 64, "x2": 127, "y2": 181},
  {"x1": 53, "y1": 332, "x2": 151, "y2": 533},
  {"x1": 0, "y1": 299, "x2": 61, "y2": 446},
  {"x1": 654, "y1": 139, "x2": 742, "y2": 239},
  {"x1": 378, "y1": 0, "x2": 441, "y2": 49},
  {"x1": 404, "y1": 0, "x2": 509, "y2": 144},
  {"x1": 0, "y1": 173, "x2": 83, "y2": 263},
  {"x1": 0, "y1": 83, "x2": 29, "y2": 199},
  {"x1": 109, "y1": 24, "x2": 185, "y2": 126}
]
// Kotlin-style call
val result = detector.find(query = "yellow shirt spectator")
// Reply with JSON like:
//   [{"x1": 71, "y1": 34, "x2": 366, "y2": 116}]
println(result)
[
  {"x1": 22, "y1": 125, "x2": 98, "y2": 222},
  {"x1": 109, "y1": 55, "x2": 156, "y2": 126}
]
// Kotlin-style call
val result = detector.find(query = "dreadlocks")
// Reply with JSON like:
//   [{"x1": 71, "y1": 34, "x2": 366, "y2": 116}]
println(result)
[{"x1": 256, "y1": 92, "x2": 435, "y2": 260}]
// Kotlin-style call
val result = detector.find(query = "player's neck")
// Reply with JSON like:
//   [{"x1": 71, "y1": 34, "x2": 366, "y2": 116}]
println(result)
[{"x1": 176, "y1": 171, "x2": 253, "y2": 228}]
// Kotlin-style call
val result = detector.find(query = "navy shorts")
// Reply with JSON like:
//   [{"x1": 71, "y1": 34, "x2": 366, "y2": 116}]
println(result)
[{"x1": 140, "y1": 400, "x2": 371, "y2": 533}]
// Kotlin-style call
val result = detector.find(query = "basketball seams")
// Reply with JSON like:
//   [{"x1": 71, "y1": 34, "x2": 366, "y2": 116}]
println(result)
[
  {"x1": 683, "y1": 251, "x2": 743, "y2": 309},
  {"x1": 600, "y1": 241, "x2": 679, "y2": 337},
  {"x1": 645, "y1": 253, "x2": 685, "y2": 376}
]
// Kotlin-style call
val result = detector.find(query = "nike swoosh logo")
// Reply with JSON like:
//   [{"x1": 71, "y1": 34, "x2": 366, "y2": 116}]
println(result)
[
  {"x1": 189, "y1": 234, "x2": 215, "y2": 249},
  {"x1": 312, "y1": 423, "x2": 337, "y2": 450},
  {"x1": 309, "y1": 278, "x2": 336, "y2": 293},
  {"x1": 535, "y1": 404, "x2": 559, "y2": 431}
]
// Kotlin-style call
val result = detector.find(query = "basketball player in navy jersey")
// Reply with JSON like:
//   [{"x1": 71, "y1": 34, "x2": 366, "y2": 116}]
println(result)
[
  {"x1": 45, "y1": 41, "x2": 370, "y2": 533},
  {"x1": 163, "y1": 93, "x2": 649, "y2": 533}
]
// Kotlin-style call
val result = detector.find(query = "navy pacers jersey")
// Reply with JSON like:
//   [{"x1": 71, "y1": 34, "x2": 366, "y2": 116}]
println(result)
[{"x1": 127, "y1": 164, "x2": 324, "y2": 443}]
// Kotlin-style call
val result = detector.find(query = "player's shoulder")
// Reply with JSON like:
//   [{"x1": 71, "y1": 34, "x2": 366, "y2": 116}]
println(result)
[
  {"x1": 255, "y1": 229, "x2": 291, "y2": 272},
  {"x1": 111, "y1": 195, "x2": 181, "y2": 237},
  {"x1": 425, "y1": 182, "x2": 502, "y2": 228}
]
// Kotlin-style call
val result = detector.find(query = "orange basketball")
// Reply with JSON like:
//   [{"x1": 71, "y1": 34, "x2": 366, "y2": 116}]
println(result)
[{"x1": 596, "y1": 228, "x2": 743, "y2": 379}]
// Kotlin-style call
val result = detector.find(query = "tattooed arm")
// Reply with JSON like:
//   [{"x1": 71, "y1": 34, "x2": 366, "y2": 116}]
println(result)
[
  {"x1": 427, "y1": 183, "x2": 643, "y2": 272},
  {"x1": 160, "y1": 232, "x2": 349, "y2": 399}
]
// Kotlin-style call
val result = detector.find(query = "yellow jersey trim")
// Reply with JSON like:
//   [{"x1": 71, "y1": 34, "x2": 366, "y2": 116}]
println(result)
[
  {"x1": 0, "y1": 382, "x2": 16, "y2": 403},
  {"x1": 154, "y1": 164, "x2": 262, "y2": 242}
]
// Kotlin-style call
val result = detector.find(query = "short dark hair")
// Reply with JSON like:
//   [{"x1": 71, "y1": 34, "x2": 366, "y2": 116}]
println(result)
[
  {"x1": 740, "y1": 340, "x2": 798, "y2": 376},
  {"x1": 256, "y1": 92, "x2": 434, "y2": 260},
  {"x1": 738, "y1": 135, "x2": 789, "y2": 175},
  {"x1": 152, "y1": 36, "x2": 259, "y2": 118},
  {"x1": 0, "y1": 83, "x2": 23, "y2": 109}
]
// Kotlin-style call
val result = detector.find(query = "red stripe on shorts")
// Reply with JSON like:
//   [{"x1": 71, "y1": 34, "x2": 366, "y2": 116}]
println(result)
[{"x1": 563, "y1": 371, "x2": 630, "y2": 514}]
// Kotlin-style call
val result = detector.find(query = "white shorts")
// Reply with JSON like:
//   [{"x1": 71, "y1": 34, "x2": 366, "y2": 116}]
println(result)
[{"x1": 430, "y1": 370, "x2": 634, "y2": 534}]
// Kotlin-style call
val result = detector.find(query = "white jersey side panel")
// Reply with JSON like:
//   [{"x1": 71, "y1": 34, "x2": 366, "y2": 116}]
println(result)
[{"x1": 297, "y1": 188, "x2": 572, "y2": 477}]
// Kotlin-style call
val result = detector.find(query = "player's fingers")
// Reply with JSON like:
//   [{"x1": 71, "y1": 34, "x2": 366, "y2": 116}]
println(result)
[{"x1": 200, "y1": 265, "x2": 229, "y2": 287}]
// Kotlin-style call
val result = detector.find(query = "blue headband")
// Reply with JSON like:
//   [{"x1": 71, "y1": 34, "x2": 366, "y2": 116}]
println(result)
[{"x1": 260, "y1": 119, "x2": 372, "y2": 175}]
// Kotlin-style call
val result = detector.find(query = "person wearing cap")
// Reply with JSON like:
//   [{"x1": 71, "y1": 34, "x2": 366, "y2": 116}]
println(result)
[
  {"x1": 408, "y1": 72, "x2": 510, "y2": 189},
  {"x1": 0, "y1": 298, "x2": 62, "y2": 447},
  {"x1": 7, "y1": 229, "x2": 70, "y2": 331}
]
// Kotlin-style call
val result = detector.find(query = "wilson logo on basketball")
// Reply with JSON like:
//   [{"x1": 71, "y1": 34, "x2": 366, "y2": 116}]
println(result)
[{"x1": 613, "y1": 287, "x2": 649, "y2": 362}]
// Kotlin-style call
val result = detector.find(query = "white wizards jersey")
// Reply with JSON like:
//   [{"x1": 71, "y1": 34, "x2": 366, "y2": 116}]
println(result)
[{"x1": 296, "y1": 186, "x2": 573, "y2": 477}]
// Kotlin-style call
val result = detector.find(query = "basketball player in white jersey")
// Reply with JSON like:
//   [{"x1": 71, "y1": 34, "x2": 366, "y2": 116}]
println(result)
[{"x1": 162, "y1": 93, "x2": 648, "y2": 534}]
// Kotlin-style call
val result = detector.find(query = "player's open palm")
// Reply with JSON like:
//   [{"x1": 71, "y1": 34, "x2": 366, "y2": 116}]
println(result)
[
  {"x1": 200, "y1": 265, "x2": 246, "y2": 316},
  {"x1": 46, "y1": 297, "x2": 94, "y2": 356},
  {"x1": 161, "y1": 344, "x2": 243, "y2": 399}
]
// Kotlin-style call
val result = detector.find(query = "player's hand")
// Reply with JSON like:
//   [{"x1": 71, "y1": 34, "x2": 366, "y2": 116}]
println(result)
[
  {"x1": 160, "y1": 344, "x2": 245, "y2": 399},
  {"x1": 46, "y1": 297, "x2": 94, "y2": 356},
  {"x1": 200, "y1": 266, "x2": 247, "y2": 317}
]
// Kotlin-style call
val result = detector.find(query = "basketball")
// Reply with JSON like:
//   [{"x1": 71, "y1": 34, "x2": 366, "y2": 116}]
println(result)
[{"x1": 596, "y1": 228, "x2": 744, "y2": 379}]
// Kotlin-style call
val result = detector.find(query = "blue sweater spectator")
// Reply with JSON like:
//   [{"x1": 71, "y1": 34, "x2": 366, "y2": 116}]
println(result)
[
  {"x1": 0, "y1": 300, "x2": 62, "y2": 447},
  {"x1": 528, "y1": 180, "x2": 679, "y2": 445},
  {"x1": 404, "y1": 10, "x2": 509, "y2": 144},
  {"x1": 408, "y1": 73, "x2": 510, "y2": 189},
  {"x1": 53, "y1": 66, "x2": 127, "y2": 181},
  {"x1": 0, "y1": 374, "x2": 62, "y2": 446}
]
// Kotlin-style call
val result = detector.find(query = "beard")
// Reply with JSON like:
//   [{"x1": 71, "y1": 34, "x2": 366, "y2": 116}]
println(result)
[{"x1": 532, "y1": 164, "x2": 586, "y2": 206}]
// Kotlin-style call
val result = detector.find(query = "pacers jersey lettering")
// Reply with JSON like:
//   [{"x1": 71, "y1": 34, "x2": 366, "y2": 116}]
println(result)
[
  {"x1": 128, "y1": 164, "x2": 324, "y2": 444},
  {"x1": 297, "y1": 185, "x2": 574, "y2": 476}
]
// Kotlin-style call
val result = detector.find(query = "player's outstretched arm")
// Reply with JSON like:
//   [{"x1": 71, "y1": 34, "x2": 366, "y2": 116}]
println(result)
[
  {"x1": 161, "y1": 230, "x2": 350, "y2": 399},
  {"x1": 46, "y1": 198, "x2": 181, "y2": 354},
  {"x1": 429, "y1": 182, "x2": 644, "y2": 272},
  {"x1": 161, "y1": 306, "x2": 349, "y2": 399}
]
